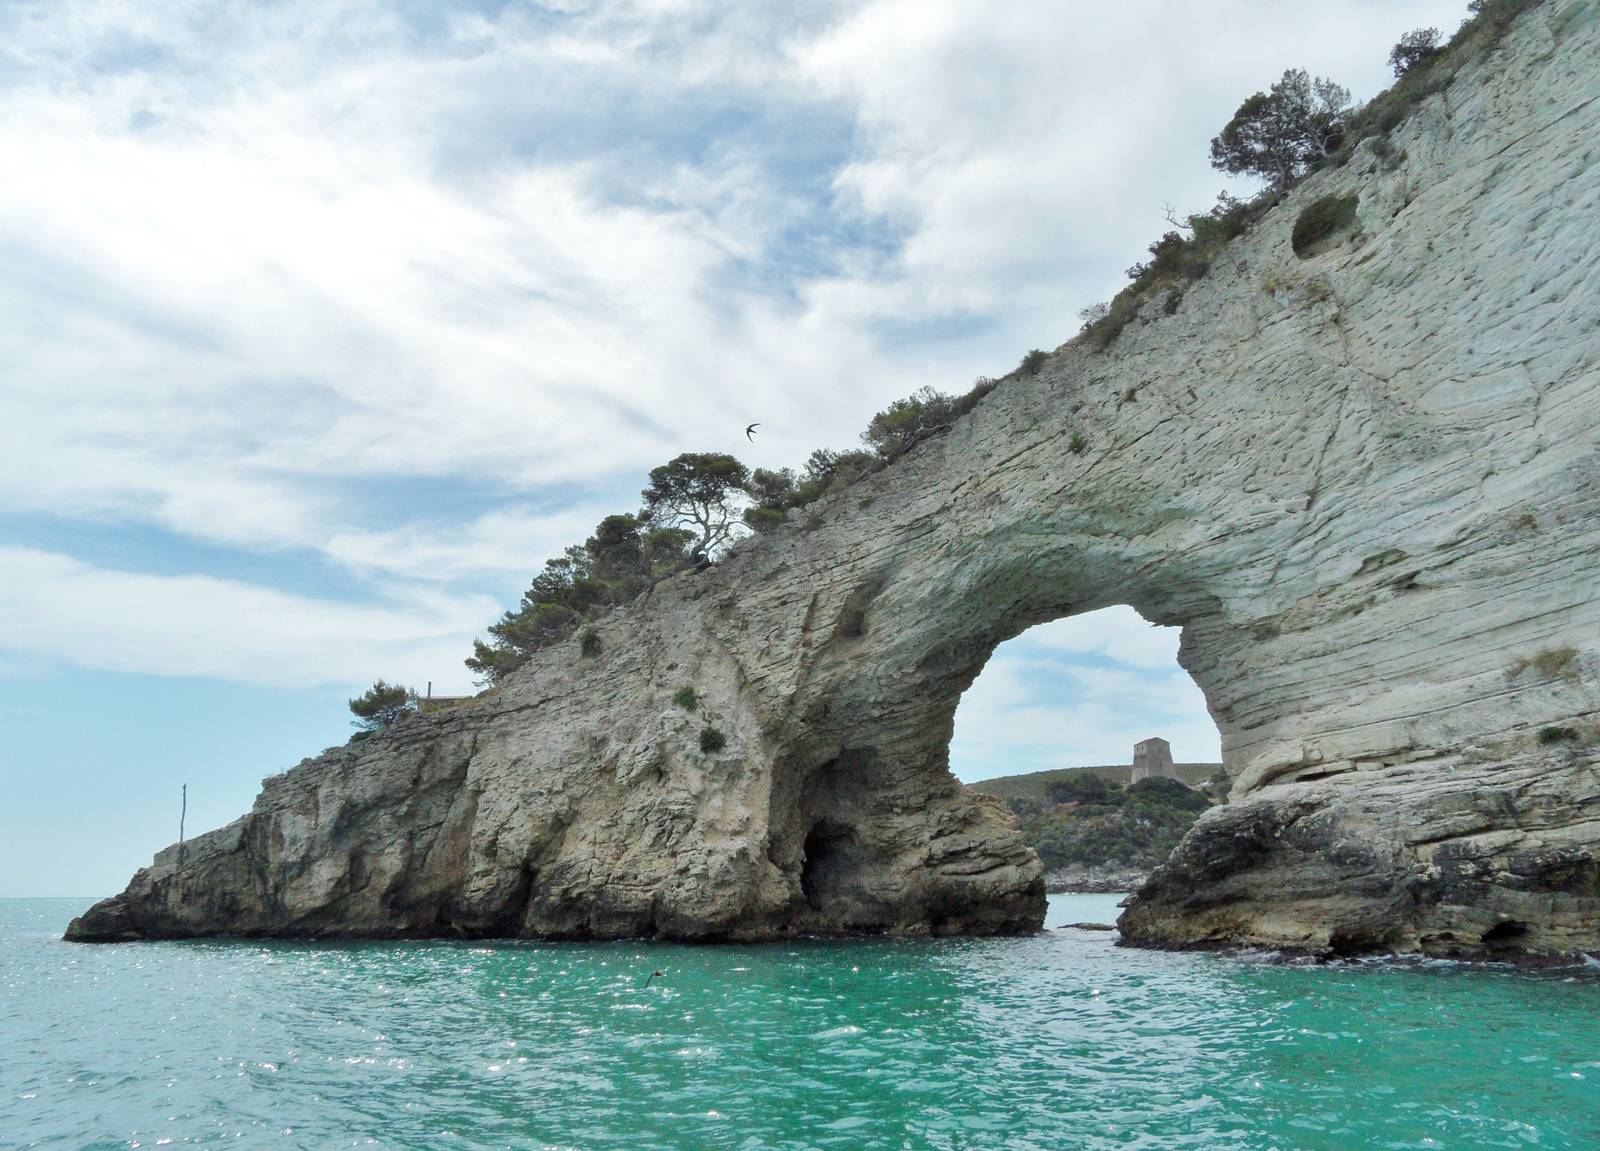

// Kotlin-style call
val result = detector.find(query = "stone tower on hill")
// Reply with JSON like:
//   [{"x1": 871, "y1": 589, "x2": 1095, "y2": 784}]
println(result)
[{"x1": 1131, "y1": 737, "x2": 1174, "y2": 783}]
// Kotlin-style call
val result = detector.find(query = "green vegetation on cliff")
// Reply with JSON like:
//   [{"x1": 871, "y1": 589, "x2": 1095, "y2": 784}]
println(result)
[
  {"x1": 348, "y1": 680, "x2": 417, "y2": 733},
  {"x1": 1076, "y1": 0, "x2": 1541, "y2": 351}
]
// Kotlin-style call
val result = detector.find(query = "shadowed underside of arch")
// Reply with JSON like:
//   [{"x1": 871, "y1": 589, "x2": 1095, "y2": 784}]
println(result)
[{"x1": 70, "y1": 3, "x2": 1600, "y2": 957}]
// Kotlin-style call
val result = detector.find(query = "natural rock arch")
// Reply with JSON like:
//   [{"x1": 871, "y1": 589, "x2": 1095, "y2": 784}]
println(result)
[{"x1": 71, "y1": 3, "x2": 1600, "y2": 956}]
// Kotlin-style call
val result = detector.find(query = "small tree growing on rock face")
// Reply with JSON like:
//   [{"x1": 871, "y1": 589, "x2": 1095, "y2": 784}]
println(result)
[
  {"x1": 802, "y1": 447, "x2": 876, "y2": 490},
  {"x1": 641, "y1": 452, "x2": 751, "y2": 557},
  {"x1": 741, "y1": 449, "x2": 881, "y2": 530},
  {"x1": 584, "y1": 513, "x2": 651, "y2": 587},
  {"x1": 1388, "y1": 27, "x2": 1442, "y2": 77},
  {"x1": 1209, "y1": 69, "x2": 1352, "y2": 198},
  {"x1": 349, "y1": 680, "x2": 416, "y2": 731},
  {"x1": 862, "y1": 386, "x2": 958, "y2": 460},
  {"x1": 742, "y1": 466, "x2": 798, "y2": 534},
  {"x1": 463, "y1": 511, "x2": 697, "y2": 686}
]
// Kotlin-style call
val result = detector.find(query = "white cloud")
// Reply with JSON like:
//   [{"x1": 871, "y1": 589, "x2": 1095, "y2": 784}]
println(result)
[
  {"x1": 0, "y1": 546, "x2": 492, "y2": 692},
  {"x1": 1025, "y1": 605, "x2": 1181, "y2": 672},
  {"x1": 797, "y1": 0, "x2": 1473, "y2": 311},
  {"x1": 0, "y1": 0, "x2": 1472, "y2": 704},
  {"x1": 323, "y1": 503, "x2": 620, "y2": 585},
  {"x1": 0, "y1": 2, "x2": 870, "y2": 567}
]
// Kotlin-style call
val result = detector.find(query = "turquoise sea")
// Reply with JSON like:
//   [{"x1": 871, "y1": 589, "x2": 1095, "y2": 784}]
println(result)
[{"x1": 2, "y1": 894, "x2": 1597, "y2": 1149}]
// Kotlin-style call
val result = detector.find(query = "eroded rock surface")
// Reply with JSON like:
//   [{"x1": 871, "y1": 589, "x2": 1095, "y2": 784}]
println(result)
[{"x1": 70, "y1": 1, "x2": 1600, "y2": 955}]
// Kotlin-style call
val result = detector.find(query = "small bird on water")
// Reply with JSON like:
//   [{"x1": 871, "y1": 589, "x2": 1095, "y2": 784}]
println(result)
[
  {"x1": 643, "y1": 970, "x2": 666, "y2": 988},
  {"x1": 745, "y1": 422, "x2": 760, "y2": 441}
]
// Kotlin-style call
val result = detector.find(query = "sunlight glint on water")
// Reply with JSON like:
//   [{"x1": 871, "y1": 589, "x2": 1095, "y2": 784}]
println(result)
[{"x1": 3, "y1": 895, "x2": 1597, "y2": 1149}]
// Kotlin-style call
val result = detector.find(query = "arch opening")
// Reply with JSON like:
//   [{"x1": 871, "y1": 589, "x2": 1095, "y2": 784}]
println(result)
[{"x1": 950, "y1": 605, "x2": 1225, "y2": 894}]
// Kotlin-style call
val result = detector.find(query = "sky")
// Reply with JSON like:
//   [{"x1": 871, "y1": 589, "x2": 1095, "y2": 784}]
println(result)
[{"x1": 0, "y1": 0, "x2": 1472, "y2": 897}]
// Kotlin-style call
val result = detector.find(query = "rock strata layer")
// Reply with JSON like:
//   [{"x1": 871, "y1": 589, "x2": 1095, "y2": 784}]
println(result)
[
  {"x1": 71, "y1": 2, "x2": 1600, "y2": 956},
  {"x1": 1045, "y1": 866, "x2": 1151, "y2": 895}
]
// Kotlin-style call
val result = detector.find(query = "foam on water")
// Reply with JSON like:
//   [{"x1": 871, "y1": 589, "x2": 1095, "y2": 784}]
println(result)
[{"x1": 3, "y1": 894, "x2": 1597, "y2": 1149}]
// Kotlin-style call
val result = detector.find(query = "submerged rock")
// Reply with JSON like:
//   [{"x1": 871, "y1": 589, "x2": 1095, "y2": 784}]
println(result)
[{"x1": 69, "y1": 1, "x2": 1600, "y2": 956}]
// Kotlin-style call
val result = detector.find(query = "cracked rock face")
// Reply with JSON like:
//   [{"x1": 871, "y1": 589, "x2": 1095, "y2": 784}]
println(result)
[{"x1": 69, "y1": 1, "x2": 1600, "y2": 956}]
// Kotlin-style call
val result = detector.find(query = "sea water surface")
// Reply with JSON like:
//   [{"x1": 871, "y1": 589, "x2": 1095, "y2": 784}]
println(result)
[{"x1": 3, "y1": 894, "x2": 1597, "y2": 1150}]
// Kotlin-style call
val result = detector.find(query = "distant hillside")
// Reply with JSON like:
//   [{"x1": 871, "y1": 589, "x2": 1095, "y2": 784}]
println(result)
[
  {"x1": 968, "y1": 765, "x2": 1228, "y2": 892},
  {"x1": 969, "y1": 762, "x2": 1226, "y2": 805}
]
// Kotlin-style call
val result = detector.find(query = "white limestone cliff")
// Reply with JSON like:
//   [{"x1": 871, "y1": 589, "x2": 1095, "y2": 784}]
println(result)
[{"x1": 70, "y1": 0, "x2": 1600, "y2": 957}]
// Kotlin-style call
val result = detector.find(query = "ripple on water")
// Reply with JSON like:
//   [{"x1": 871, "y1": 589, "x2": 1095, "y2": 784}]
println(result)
[{"x1": 2, "y1": 895, "x2": 1598, "y2": 1150}]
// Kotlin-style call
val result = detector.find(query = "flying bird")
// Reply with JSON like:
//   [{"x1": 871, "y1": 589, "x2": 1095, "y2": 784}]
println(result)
[
  {"x1": 643, "y1": 970, "x2": 666, "y2": 988},
  {"x1": 745, "y1": 422, "x2": 760, "y2": 441}
]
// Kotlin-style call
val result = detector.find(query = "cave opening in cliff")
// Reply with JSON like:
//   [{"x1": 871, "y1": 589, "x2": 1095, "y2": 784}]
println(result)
[
  {"x1": 799, "y1": 820, "x2": 853, "y2": 912},
  {"x1": 949, "y1": 604, "x2": 1224, "y2": 884}
]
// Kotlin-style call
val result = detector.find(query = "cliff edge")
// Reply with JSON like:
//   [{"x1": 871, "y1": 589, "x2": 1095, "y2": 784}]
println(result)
[{"x1": 71, "y1": 1, "x2": 1600, "y2": 957}]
